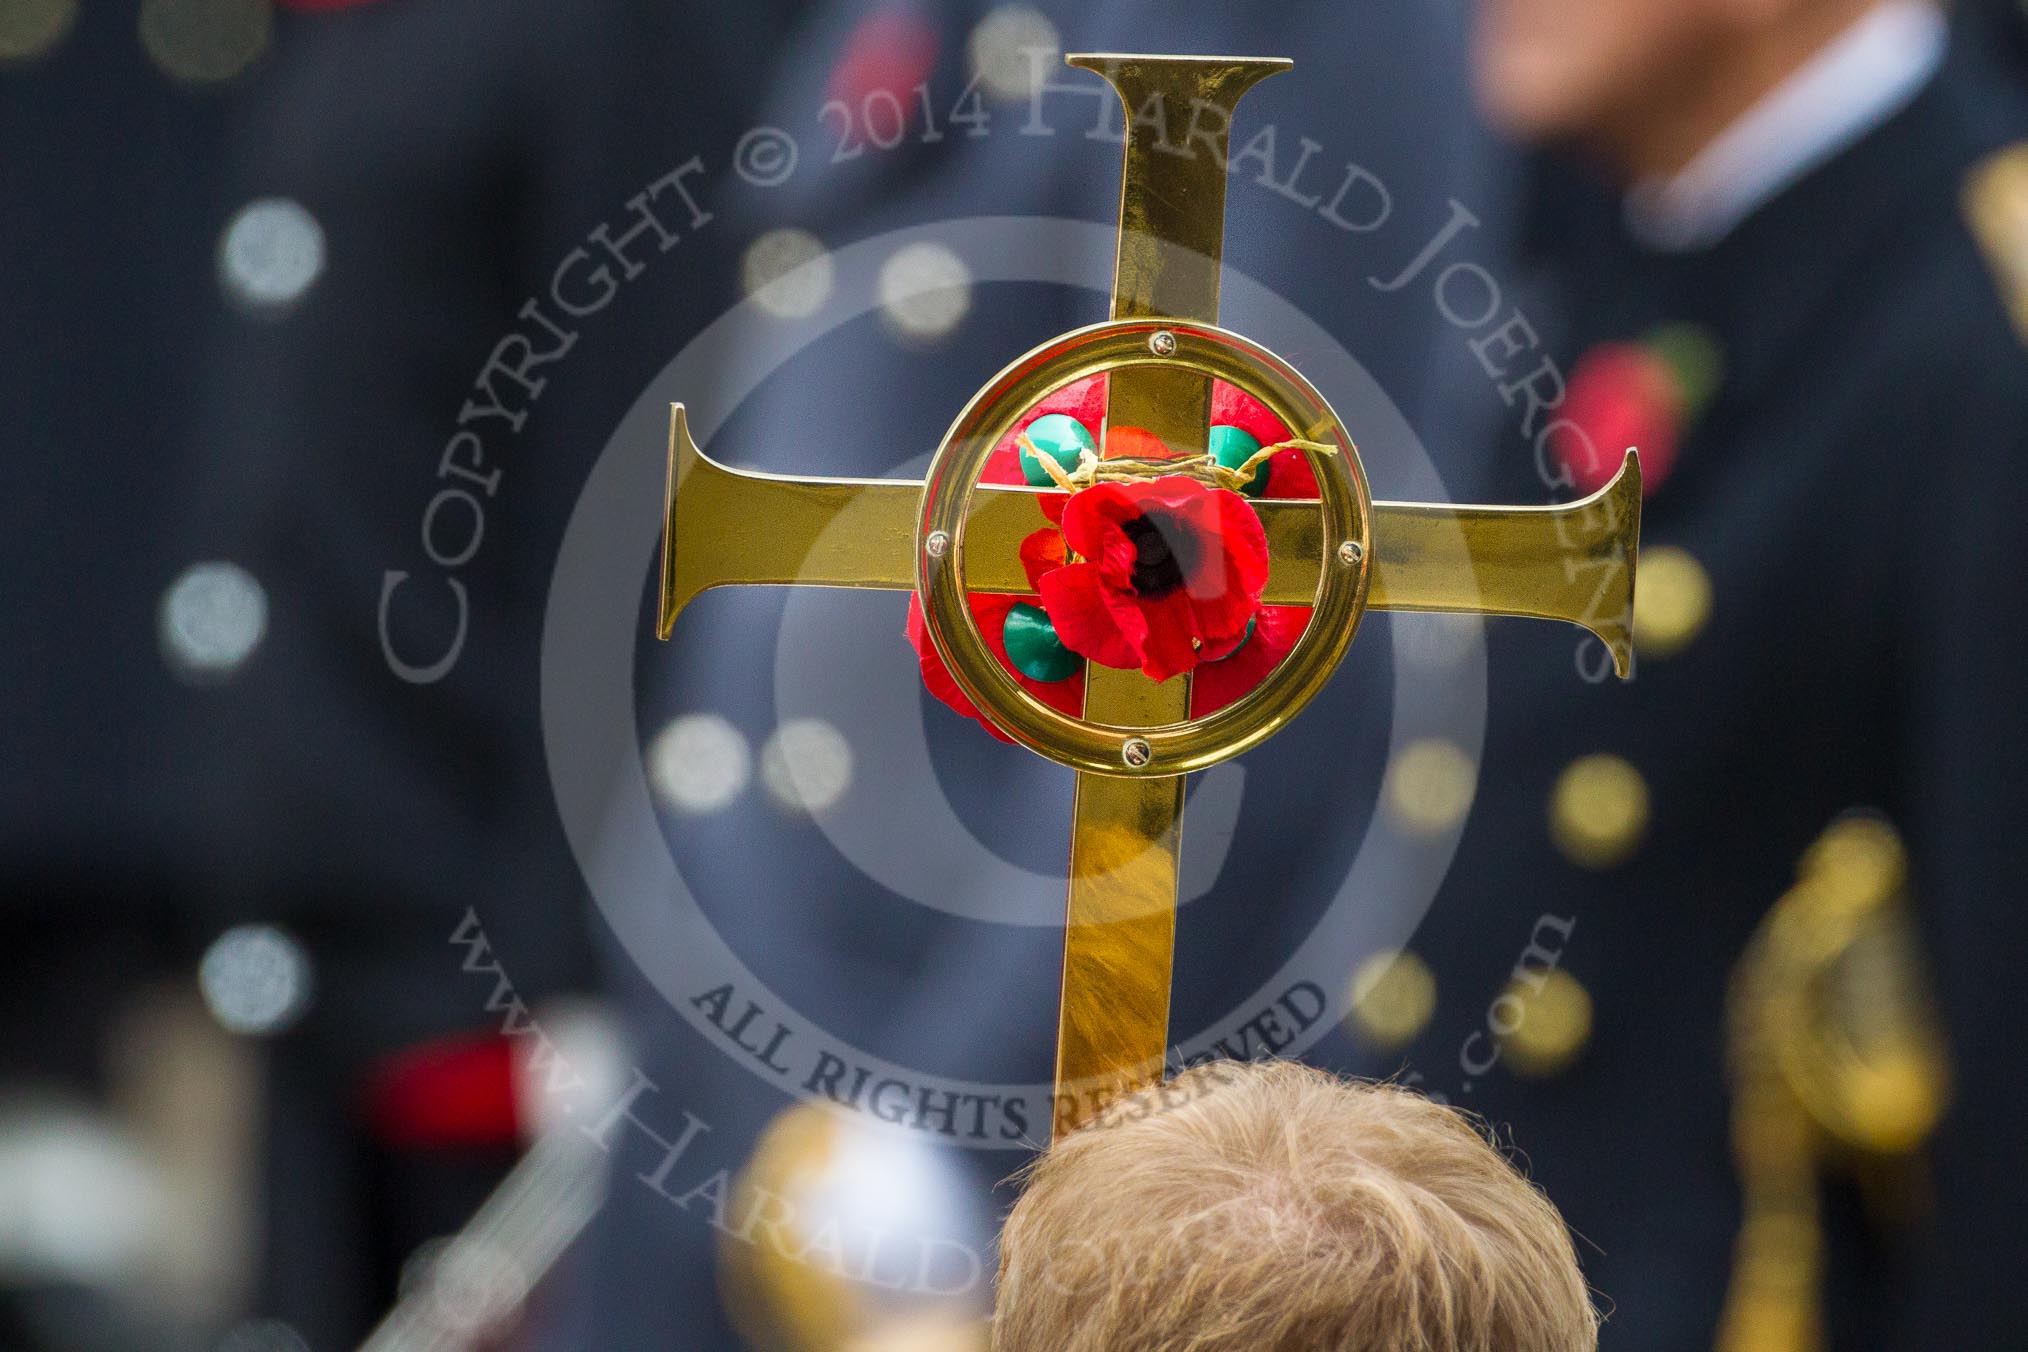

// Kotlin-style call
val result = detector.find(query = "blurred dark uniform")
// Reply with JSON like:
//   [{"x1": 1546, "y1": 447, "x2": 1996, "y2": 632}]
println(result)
[
  {"x1": 2, "y1": 7, "x2": 236, "y2": 1348},
  {"x1": 1393, "y1": 15, "x2": 2028, "y2": 1349},
  {"x1": 1, "y1": 0, "x2": 231, "y2": 1105},
  {"x1": 174, "y1": 1, "x2": 796, "y2": 1345},
  {"x1": 1963, "y1": 0, "x2": 2028, "y2": 84}
]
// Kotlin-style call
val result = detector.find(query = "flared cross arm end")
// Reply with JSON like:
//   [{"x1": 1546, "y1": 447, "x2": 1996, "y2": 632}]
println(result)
[
  {"x1": 1256, "y1": 447, "x2": 1644, "y2": 679},
  {"x1": 1372, "y1": 447, "x2": 1642, "y2": 680},
  {"x1": 656, "y1": 403, "x2": 931, "y2": 641}
]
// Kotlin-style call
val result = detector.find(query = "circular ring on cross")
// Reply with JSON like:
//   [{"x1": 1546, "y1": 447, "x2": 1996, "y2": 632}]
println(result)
[{"x1": 915, "y1": 319, "x2": 1374, "y2": 777}]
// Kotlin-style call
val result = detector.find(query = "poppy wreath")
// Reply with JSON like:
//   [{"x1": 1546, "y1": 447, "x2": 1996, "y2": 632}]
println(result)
[
  {"x1": 905, "y1": 374, "x2": 1318, "y2": 740},
  {"x1": 1545, "y1": 322, "x2": 1722, "y2": 498}
]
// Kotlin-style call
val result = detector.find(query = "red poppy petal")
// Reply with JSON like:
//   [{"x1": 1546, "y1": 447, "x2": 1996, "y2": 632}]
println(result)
[
  {"x1": 1039, "y1": 492, "x2": 1068, "y2": 526},
  {"x1": 982, "y1": 441, "x2": 1029, "y2": 486},
  {"x1": 1197, "y1": 624, "x2": 1251, "y2": 663},
  {"x1": 1103, "y1": 425, "x2": 1175, "y2": 461},
  {"x1": 908, "y1": 596, "x2": 986, "y2": 719},
  {"x1": 1190, "y1": 648, "x2": 1261, "y2": 717},
  {"x1": 1173, "y1": 493, "x2": 1267, "y2": 638},
  {"x1": 1096, "y1": 581, "x2": 1154, "y2": 655},
  {"x1": 1188, "y1": 593, "x2": 1256, "y2": 652},
  {"x1": 1055, "y1": 374, "x2": 1109, "y2": 432},
  {"x1": 1263, "y1": 448, "x2": 1319, "y2": 499},
  {"x1": 1135, "y1": 591, "x2": 1203, "y2": 683},
  {"x1": 1023, "y1": 374, "x2": 1106, "y2": 431},
  {"x1": 1042, "y1": 564, "x2": 1143, "y2": 670},
  {"x1": 1019, "y1": 528, "x2": 1067, "y2": 591},
  {"x1": 1188, "y1": 604, "x2": 1307, "y2": 716},
  {"x1": 908, "y1": 594, "x2": 1036, "y2": 742},
  {"x1": 1209, "y1": 487, "x2": 1272, "y2": 594},
  {"x1": 1210, "y1": 380, "x2": 1294, "y2": 447},
  {"x1": 1130, "y1": 475, "x2": 1218, "y2": 516},
  {"x1": 1058, "y1": 480, "x2": 1136, "y2": 539},
  {"x1": 1058, "y1": 481, "x2": 1143, "y2": 575},
  {"x1": 1258, "y1": 604, "x2": 1310, "y2": 649}
]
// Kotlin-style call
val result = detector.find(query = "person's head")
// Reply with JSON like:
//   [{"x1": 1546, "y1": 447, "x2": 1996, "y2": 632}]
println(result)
[
  {"x1": 1471, "y1": 0, "x2": 1892, "y2": 177},
  {"x1": 993, "y1": 1060, "x2": 1597, "y2": 1352}
]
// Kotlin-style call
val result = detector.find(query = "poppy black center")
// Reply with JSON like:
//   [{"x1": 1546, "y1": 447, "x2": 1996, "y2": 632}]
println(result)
[{"x1": 1121, "y1": 510, "x2": 1198, "y2": 599}]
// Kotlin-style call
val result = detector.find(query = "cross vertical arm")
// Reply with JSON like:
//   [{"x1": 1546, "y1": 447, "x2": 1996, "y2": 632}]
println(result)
[{"x1": 1052, "y1": 54, "x2": 1287, "y2": 1137}]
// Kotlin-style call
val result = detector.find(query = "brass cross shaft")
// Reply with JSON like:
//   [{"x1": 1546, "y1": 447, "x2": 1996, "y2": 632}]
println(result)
[{"x1": 657, "y1": 55, "x2": 1640, "y2": 1141}]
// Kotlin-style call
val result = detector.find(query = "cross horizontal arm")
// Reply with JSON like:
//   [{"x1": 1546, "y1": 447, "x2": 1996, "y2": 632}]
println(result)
[
  {"x1": 1257, "y1": 450, "x2": 1643, "y2": 677},
  {"x1": 662, "y1": 405, "x2": 1641, "y2": 678},
  {"x1": 657, "y1": 404, "x2": 1042, "y2": 637}
]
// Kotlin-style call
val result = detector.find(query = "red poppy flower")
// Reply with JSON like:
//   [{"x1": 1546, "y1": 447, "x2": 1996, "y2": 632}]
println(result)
[
  {"x1": 1548, "y1": 342, "x2": 1681, "y2": 496},
  {"x1": 910, "y1": 376, "x2": 1328, "y2": 743},
  {"x1": 1040, "y1": 476, "x2": 1270, "y2": 683},
  {"x1": 1190, "y1": 605, "x2": 1310, "y2": 717},
  {"x1": 825, "y1": 10, "x2": 941, "y2": 142},
  {"x1": 906, "y1": 527, "x2": 1081, "y2": 741}
]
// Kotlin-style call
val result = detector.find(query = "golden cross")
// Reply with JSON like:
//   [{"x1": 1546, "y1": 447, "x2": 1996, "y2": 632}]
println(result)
[{"x1": 657, "y1": 55, "x2": 1641, "y2": 1139}]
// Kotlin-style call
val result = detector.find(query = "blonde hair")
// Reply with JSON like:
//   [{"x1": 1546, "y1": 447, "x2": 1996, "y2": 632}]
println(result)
[{"x1": 994, "y1": 1060, "x2": 1598, "y2": 1352}]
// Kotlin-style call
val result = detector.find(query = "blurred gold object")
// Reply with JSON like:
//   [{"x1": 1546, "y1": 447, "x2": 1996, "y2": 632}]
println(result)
[
  {"x1": 1382, "y1": 738, "x2": 1479, "y2": 837},
  {"x1": 138, "y1": 0, "x2": 269, "y2": 84},
  {"x1": 1346, "y1": 950, "x2": 1438, "y2": 1049},
  {"x1": 1501, "y1": 969, "x2": 1594, "y2": 1078},
  {"x1": 0, "y1": 0, "x2": 76, "y2": 62},
  {"x1": 1716, "y1": 814, "x2": 1950, "y2": 1352},
  {"x1": 721, "y1": 1105, "x2": 857, "y2": 1352},
  {"x1": 1549, "y1": 753, "x2": 1650, "y2": 869},
  {"x1": 721, "y1": 1105, "x2": 986, "y2": 1352},
  {"x1": 656, "y1": 54, "x2": 1644, "y2": 1137},
  {"x1": 1964, "y1": 142, "x2": 2028, "y2": 347},
  {"x1": 1631, "y1": 545, "x2": 1713, "y2": 658},
  {"x1": 841, "y1": 1315, "x2": 990, "y2": 1352}
]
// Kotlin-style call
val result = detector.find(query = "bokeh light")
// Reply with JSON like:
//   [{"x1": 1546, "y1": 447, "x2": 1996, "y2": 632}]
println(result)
[
  {"x1": 743, "y1": 228, "x2": 836, "y2": 320},
  {"x1": 647, "y1": 713, "x2": 752, "y2": 815},
  {"x1": 878, "y1": 242, "x2": 971, "y2": 342},
  {"x1": 159, "y1": 560, "x2": 268, "y2": 684},
  {"x1": 760, "y1": 718, "x2": 855, "y2": 815},
  {"x1": 1548, "y1": 753, "x2": 1650, "y2": 869},
  {"x1": 218, "y1": 197, "x2": 326, "y2": 314},
  {"x1": 1344, "y1": 949, "x2": 1436, "y2": 1049},
  {"x1": 967, "y1": 5, "x2": 1060, "y2": 103},
  {"x1": 0, "y1": 0, "x2": 78, "y2": 63},
  {"x1": 1632, "y1": 545, "x2": 1713, "y2": 658},
  {"x1": 1499, "y1": 969, "x2": 1594, "y2": 1078},
  {"x1": 1381, "y1": 737, "x2": 1477, "y2": 836},
  {"x1": 198, "y1": 924, "x2": 313, "y2": 1036},
  {"x1": 139, "y1": 0, "x2": 270, "y2": 84}
]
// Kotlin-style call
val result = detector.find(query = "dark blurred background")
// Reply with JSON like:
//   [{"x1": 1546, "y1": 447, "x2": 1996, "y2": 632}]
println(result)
[{"x1": 6, "y1": 2, "x2": 2028, "y2": 1351}]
